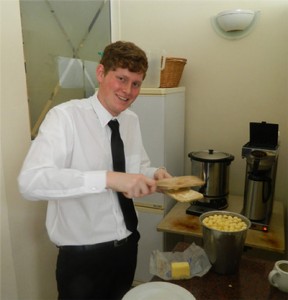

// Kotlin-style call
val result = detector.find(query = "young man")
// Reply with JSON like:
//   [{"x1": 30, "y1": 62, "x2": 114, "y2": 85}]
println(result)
[{"x1": 18, "y1": 41, "x2": 171, "y2": 299}]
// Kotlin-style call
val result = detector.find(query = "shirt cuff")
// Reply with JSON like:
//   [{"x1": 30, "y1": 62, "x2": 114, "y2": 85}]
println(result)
[
  {"x1": 142, "y1": 167, "x2": 158, "y2": 179},
  {"x1": 84, "y1": 170, "x2": 107, "y2": 193}
]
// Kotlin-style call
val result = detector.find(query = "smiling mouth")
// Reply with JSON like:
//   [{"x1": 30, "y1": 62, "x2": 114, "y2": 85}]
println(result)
[{"x1": 117, "y1": 94, "x2": 129, "y2": 102}]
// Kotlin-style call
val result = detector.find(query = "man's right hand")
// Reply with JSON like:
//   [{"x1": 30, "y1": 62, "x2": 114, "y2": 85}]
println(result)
[{"x1": 106, "y1": 171, "x2": 157, "y2": 198}]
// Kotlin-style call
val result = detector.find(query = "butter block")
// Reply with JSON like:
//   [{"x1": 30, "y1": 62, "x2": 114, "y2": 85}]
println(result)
[{"x1": 171, "y1": 262, "x2": 190, "y2": 280}]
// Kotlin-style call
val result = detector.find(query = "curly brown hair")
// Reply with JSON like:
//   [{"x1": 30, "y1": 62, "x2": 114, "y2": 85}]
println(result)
[{"x1": 100, "y1": 41, "x2": 148, "y2": 79}]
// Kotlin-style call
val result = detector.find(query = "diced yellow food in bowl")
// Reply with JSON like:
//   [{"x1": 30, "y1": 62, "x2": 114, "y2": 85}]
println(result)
[{"x1": 202, "y1": 214, "x2": 248, "y2": 232}]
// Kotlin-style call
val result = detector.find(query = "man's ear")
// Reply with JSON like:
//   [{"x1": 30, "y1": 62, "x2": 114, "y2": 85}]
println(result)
[{"x1": 96, "y1": 64, "x2": 105, "y2": 82}]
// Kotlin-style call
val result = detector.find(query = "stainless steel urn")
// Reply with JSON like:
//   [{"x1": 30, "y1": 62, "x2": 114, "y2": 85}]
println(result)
[{"x1": 188, "y1": 149, "x2": 235, "y2": 199}]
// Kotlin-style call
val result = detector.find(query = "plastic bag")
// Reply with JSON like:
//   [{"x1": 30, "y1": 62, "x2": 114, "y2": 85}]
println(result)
[{"x1": 149, "y1": 242, "x2": 211, "y2": 280}]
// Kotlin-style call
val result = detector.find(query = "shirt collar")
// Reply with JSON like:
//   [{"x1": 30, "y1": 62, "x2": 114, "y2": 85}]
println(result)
[{"x1": 92, "y1": 91, "x2": 120, "y2": 127}]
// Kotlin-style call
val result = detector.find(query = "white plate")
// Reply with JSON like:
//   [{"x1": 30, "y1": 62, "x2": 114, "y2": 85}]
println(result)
[{"x1": 122, "y1": 282, "x2": 195, "y2": 300}]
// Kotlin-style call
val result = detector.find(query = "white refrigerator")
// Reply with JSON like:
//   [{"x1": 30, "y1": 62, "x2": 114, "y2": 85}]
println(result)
[{"x1": 130, "y1": 87, "x2": 185, "y2": 283}]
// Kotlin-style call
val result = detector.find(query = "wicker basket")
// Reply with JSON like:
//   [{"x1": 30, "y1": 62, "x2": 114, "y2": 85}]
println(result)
[{"x1": 160, "y1": 57, "x2": 187, "y2": 88}]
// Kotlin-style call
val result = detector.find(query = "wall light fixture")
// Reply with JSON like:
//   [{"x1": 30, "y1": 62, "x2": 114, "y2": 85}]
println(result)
[{"x1": 212, "y1": 9, "x2": 260, "y2": 40}]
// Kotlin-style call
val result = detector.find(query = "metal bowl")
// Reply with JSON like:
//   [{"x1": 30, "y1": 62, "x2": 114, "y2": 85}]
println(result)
[{"x1": 199, "y1": 211, "x2": 251, "y2": 274}]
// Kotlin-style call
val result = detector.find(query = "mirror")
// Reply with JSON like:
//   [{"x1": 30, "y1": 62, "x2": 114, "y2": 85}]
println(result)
[{"x1": 19, "y1": 0, "x2": 111, "y2": 138}]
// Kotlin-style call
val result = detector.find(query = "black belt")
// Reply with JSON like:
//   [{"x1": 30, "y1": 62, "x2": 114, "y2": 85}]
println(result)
[{"x1": 57, "y1": 231, "x2": 139, "y2": 252}]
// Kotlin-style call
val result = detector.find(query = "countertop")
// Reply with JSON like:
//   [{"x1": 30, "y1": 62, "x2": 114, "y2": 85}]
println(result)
[
  {"x1": 152, "y1": 242, "x2": 287, "y2": 300},
  {"x1": 157, "y1": 195, "x2": 285, "y2": 253}
]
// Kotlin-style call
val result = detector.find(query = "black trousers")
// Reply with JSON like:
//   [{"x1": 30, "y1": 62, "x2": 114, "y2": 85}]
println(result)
[{"x1": 56, "y1": 232, "x2": 140, "y2": 300}]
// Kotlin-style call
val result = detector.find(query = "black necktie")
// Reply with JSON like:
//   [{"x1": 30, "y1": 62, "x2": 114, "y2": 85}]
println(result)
[{"x1": 108, "y1": 119, "x2": 138, "y2": 232}]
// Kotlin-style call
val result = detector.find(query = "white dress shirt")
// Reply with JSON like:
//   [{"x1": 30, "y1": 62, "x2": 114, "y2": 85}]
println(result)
[{"x1": 18, "y1": 93, "x2": 157, "y2": 246}]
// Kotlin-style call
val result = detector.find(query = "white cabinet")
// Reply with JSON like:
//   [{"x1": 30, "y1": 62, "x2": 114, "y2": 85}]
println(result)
[
  {"x1": 131, "y1": 87, "x2": 185, "y2": 283},
  {"x1": 132, "y1": 87, "x2": 185, "y2": 211},
  {"x1": 134, "y1": 206, "x2": 164, "y2": 283}
]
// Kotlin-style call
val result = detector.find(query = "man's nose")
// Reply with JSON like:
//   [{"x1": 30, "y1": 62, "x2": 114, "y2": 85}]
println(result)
[{"x1": 122, "y1": 82, "x2": 132, "y2": 94}]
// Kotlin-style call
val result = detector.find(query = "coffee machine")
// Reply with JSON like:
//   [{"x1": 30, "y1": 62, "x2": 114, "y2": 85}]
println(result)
[{"x1": 242, "y1": 122, "x2": 279, "y2": 231}]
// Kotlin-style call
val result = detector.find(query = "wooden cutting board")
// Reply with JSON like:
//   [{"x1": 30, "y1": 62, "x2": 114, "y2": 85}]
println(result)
[{"x1": 156, "y1": 176, "x2": 205, "y2": 191}]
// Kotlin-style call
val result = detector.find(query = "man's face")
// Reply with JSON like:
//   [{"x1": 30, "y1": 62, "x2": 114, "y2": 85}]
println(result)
[{"x1": 96, "y1": 64, "x2": 144, "y2": 116}]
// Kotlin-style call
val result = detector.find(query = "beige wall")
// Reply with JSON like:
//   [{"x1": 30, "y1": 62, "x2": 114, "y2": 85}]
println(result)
[
  {"x1": 1, "y1": 0, "x2": 287, "y2": 299},
  {"x1": 1, "y1": 1, "x2": 57, "y2": 299},
  {"x1": 115, "y1": 0, "x2": 288, "y2": 196}
]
